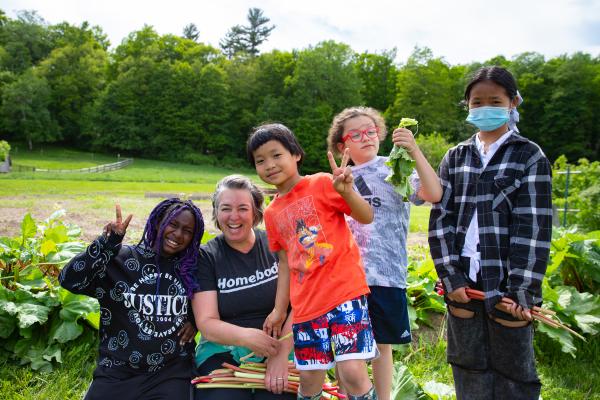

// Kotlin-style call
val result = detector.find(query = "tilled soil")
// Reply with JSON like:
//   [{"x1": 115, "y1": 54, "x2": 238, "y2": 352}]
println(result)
[{"x1": 1, "y1": 194, "x2": 430, "y2": 247}]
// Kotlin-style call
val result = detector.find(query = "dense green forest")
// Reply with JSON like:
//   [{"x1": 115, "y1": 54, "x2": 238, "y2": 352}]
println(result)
[{"x1": 0, "y1": 9, "x2": 598, "y2": 173}]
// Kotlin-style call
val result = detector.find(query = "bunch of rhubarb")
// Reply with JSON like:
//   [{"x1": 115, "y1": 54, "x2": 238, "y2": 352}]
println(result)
[
  {"x1": 436, "y1": 283, "x2": 585, "y2": 340},
  {"x1": 193, "y1": 361, "x2": 346, "y2": 398}
]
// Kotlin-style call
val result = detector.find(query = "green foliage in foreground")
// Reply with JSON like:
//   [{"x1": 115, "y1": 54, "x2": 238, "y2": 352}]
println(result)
[
  {"x1": 0, "y1": 211, "x2": 98, "y2": 372},
  {"x1": 0, "y1": 210, "x2": 216, "y2": 372},
  {"x1": 539, "y1": 228, "x2": 600, "y2": 356},
  {"x1": 0, "y1": 213, "x2": 599, "y2": 398}
]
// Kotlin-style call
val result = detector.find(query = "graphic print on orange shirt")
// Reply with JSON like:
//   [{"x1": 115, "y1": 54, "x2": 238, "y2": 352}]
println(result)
[{"x1": 275, "y1": 196, "x2": 333, "y2": 281}]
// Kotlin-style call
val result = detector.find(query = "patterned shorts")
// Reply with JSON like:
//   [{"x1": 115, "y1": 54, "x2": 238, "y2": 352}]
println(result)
[{"x1": 292, "y1": 295, "x2": 377, "y2": 370}]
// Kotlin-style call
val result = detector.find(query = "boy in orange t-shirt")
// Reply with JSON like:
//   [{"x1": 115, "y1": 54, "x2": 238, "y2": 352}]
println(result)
[{"x1": 247, "y1": 123, "x2": 378, "y2": 400}]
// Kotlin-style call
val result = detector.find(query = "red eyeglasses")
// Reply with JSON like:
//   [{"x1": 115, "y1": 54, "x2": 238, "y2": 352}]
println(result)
[{"x1": 342, "y1": 126, "x2": 380, "y2": 143}]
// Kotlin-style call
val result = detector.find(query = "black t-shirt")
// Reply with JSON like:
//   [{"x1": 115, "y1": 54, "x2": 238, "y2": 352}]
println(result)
[{"x1": 197, "y1": 229, "x2": 278, "y2": 330}]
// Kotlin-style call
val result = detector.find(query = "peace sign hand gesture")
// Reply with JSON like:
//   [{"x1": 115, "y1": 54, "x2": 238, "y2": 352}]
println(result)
[
  {"x1": 103, "y1": 204, "x2": 133, "y2": 238},
  {"x1": 327, "y1": 148, "x2": 354, "y2": 196}
]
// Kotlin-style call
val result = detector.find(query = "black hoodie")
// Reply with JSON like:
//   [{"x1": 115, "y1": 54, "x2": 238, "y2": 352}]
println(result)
[{"x1": 59, "y1": 232, "x2": 197, "y2": 373}]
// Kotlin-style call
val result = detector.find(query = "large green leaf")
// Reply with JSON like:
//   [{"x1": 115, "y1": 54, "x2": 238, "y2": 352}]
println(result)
[
  {"x1": 13, "y1": 336, "x2": 53, "y2": 372},
  {"x1": 44, "y1": 225, "x2": 69, "y2": 244},
  {"x1": 49, "y1": 317, "x2": 83, "y2": 343},
  {"x1": 86, "y1": 310, "x2": 100, "y2": 330},
  {"x1": 0, "y1": 313, "x2": 16, "y2": 338},
  {"x1": 574, "y1": 314, "x2": 600, "y2": 335},
  {"x1": 18, "y1": 268, "x2": 47, "y2": 289},
  {"x1": 391, "y1": 362, "x2": 428, "y2": 400},
  {"x1": 555, "y1": 286, "x2": 600, "y2": 334},
  {"x1": 537, "y1": 322, "x2": 577, "y2": 356},
  {"x1": 20, "y1": 213, "x2": 37, "y2": 241},
  {"x1": 423, "y1": 381, "x2": 455, "y2": 400},
  {"x1": 14, "y1": 286, "x2": 59, "y2": 308},
  {"x1": 67, "y1": 225, "x2": 82, "y2": 238},
  {"x1": 49, "y1": 241, "x2": 87, "y2": 262},
  {"x1": 59, "y1": 288, "x2": 99, "y2": 321},
  {"x1": 47, "y1": 209, "x2": 66, "y2": 222},
  {"x1": 40, "y1": 238, "x2": 57, "y2": 256},
  {"x1": 0, "y1": 284, "x2": 15, "y2": 301},
  {"x1": 558, "y1": 286, "x2": 600, "y2": 316},
  {"x1": 19, "y1": 325, "x2": 33, "y2": 339},
  {"x1": 14, "y1": 302, "x2": 52, "y2": 328},
  {"x1": 43, "y1": 343, "x2": 62, "y2": 363}
]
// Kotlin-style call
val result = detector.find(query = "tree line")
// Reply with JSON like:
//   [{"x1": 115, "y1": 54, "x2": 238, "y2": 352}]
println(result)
[{"x1": 0, "y1": 9, "x2": 598, "y2": 172}]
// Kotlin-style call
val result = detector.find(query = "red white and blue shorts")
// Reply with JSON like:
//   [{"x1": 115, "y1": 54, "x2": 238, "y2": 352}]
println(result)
[{"x1": 292, "y1": 295, "x2": 377, "y2": 370}]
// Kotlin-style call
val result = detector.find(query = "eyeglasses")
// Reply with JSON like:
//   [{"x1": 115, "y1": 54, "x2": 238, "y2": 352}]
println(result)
[{"x1": 342, "y1": 126, "x2": 380, "y2": 143}]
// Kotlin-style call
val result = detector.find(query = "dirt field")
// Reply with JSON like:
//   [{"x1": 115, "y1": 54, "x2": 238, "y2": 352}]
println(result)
[
  {"x1": 1, "y1": 194, "x2": 429, "y2": 246},
  {"x1": 0, "y1": 195, "x2": 218, "y2": 242}
]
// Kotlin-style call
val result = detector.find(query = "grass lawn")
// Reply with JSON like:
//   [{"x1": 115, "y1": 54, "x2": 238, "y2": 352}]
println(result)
[
  {"x1": 5, "y1": 145, "x2": 258, "y2": 184},
  {"x1": 0, "y1": 332, "x2": 98, "y2": 400}
]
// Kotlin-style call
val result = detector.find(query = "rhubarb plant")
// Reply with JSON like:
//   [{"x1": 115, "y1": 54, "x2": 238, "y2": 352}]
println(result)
[{"x1": 0, "y1": 211, "x2": 98, "y2": 371}]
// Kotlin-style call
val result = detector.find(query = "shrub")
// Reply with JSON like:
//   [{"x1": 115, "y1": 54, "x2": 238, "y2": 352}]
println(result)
[
  {"x1": 415, "y1": 132, "x2": 454, "y2": 171},
  {"x1": 553, "y1": 156, "x2": 600, "y2": 232},
  {"x1": 0, "y1": 140, "x2": 10, "y2": 162}
]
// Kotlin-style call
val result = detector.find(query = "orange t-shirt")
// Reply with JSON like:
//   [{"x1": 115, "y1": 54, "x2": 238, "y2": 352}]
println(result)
[{"x1": 263, "y1": 173, "x2": 370, "y2": 323}]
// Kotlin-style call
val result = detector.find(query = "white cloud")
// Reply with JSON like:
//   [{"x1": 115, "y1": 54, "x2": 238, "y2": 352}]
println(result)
[{"x1": 3, "y1": 0, "x2": 599, "y2": 64}]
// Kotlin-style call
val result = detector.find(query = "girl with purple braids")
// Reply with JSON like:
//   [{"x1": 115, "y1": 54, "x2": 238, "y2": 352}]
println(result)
[{"x1": 60, "y1": 198, "x2": 205, "y2": 400}]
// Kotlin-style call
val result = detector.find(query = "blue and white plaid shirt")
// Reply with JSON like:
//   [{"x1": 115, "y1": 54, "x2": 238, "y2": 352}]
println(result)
[{"x1": 428, "y1": 131, "x2": 553, "y2": 311}]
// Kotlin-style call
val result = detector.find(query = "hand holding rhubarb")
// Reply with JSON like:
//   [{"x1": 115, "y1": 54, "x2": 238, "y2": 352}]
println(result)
[
  {"x1": 240, "y1": 332, "x2": 292, "y2": 362},
  {"x1": 436, "y1": 284, "x2": 585, "y2": 340},
  {"x1": 241, "y1": 328, "x2": 281, "y2": 358}
]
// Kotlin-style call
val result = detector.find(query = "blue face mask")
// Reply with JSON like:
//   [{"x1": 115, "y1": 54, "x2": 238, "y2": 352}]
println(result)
[{"x1": 466, "y1": 106, "x2": 510, "y2": 132}]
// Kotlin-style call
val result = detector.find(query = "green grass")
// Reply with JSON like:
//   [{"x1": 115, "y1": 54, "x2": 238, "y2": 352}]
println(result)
[
  {"x1": 4, "y1": 319, "x2": 596, "y2": 399},
  {"x1": 396, "y1": 316, "x2": 454, "y2": 387},
  {"x1": 1, "y1": 146, "x2": 261, "y2": 239},
  {"x1": 9, "y1": 145, "x2": 116, "y2": 169},
  {"x1": 4, "y1": 144, "x2": 258, "y2": 184},
  {"x1": 409, "y1": 204, "x2": 430, "y2": 234},
  {"x1": 2, "y1": 178, "x2": 218, "y2": 196},
  {"x1": 536, "y1": 333, "x2": 600, "y2": 399},
  {"x1": 0, "y1": 331, "x2": 97, "y2": 400},
  {"x1": 399, "y1": 316, "x2": 600, "y2": 400}
]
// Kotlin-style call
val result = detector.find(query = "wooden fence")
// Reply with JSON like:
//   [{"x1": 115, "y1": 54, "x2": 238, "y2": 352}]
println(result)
[{"x1": 12, "y1": 158, "x2": 133, "y2": 173}]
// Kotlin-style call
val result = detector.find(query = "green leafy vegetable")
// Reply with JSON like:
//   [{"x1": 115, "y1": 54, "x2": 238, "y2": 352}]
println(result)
[
  {"x1": 0, "y1": 212, "x2": 97, "y2": 370},
  {"x1": 385, "y1": 118, "x2": 418, "y2": 201}
]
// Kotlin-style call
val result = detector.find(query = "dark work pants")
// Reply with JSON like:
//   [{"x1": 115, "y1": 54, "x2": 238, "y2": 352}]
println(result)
[{"x1": 446, "y1": 299, "x2": 541, "y2": 400}]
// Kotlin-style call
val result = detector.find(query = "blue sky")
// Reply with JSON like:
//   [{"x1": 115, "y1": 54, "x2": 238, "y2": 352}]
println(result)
[{"x1": 3, "y1": 0, "x2": 600, "y2": 65}]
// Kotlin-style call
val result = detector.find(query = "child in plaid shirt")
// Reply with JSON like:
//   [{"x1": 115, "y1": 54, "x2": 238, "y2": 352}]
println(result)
[{"x1": 429, "y1": 66, "x2": 552, "y2": 400}]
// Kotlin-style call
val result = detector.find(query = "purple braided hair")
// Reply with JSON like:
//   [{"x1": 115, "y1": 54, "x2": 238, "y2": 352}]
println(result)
[{"x1": 139, "y1": 198, "x2": 204, "y2": 298}]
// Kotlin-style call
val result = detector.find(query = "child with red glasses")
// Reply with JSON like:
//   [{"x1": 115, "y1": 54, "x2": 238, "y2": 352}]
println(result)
[{"x1": 327, "y1": 107, "x2": 442, "y2": 400}]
